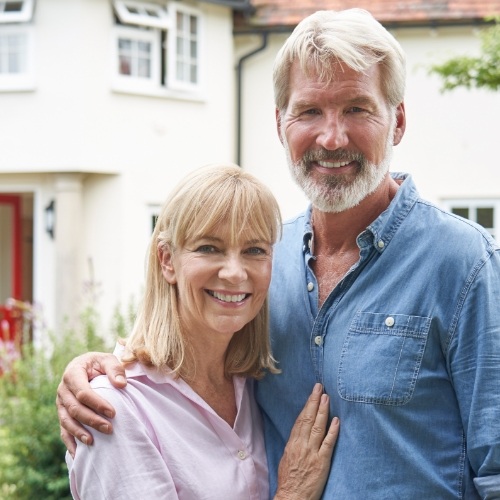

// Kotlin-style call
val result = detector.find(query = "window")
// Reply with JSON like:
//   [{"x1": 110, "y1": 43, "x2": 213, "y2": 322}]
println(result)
[
  {"x1": 0, "y1": 0, "x2": 34, "y2": 91},
  {"x1": 0, "y1": 0, "x2": 34, "y2": 23},
  {"x1": 442, "y1": 199, "x2": 499, "y2": 239},
  {"x1": 111, "y1": 0, "x2": 202, "y2": 96}
]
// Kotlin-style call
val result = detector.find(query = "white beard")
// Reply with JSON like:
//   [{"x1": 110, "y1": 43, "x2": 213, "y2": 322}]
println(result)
[{"x1": 283, "y1": 119, "x2": 396, "y2": 213}]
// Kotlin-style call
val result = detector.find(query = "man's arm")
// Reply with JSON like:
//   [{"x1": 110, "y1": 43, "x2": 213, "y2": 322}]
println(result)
[{"x1": 56, "y1": 352, "x2": 127, "y2": 456}]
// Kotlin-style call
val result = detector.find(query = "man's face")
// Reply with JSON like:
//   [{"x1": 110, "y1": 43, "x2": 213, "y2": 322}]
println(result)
[{"x1": 277, "y1": 61, "x2": 405, "y2": 213}]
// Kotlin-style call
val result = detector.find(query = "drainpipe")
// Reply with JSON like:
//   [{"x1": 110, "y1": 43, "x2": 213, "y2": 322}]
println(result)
[{"x1": 235, "y1": 31, "x2": 269, "y2": 167}]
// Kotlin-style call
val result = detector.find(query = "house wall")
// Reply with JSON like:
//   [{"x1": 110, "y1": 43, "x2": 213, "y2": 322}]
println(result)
[
  {"x1": 0, "y1": 0, "x2": 236, "y2": 334},
  {"x1": 236, "y1": 24, "x2": 500, "y2": 219}
]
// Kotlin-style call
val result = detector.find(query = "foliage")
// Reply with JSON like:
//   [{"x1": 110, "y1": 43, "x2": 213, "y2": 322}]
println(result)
[
  {"x1": 0, "y1": 305, "x2": 114, "y2": 500},
  {"x1": 429, "y1": 18, "x2": 500, "y2": 91}
]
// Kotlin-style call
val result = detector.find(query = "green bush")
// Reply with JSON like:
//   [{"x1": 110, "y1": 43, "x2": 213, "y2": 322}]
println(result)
[{"x1": 0, "y1": 306, "x2": 115, "y2": 500}]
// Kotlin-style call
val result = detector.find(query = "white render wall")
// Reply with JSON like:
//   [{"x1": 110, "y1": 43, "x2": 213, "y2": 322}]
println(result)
[
  {"x1": 1, "y1": 0, "x2": 236, "y2": 332},
  {"x1": 236, "y1": 24, "x2": 500, "y2": 220}
]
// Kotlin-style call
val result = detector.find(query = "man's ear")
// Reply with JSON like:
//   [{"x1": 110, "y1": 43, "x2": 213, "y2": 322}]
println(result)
[
  {"x1": 392, "y1": 102, "x2": 406, "y2": 146},
  {"x1": 158, "y1": 245, "x2": 176, "y2": 284}
]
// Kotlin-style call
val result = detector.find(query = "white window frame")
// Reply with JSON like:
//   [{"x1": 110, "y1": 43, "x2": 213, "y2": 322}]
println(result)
[
  {"x1": 441, "y1": 198, "x2": 499, "y2": 239},
  {"x1": 113, "y1": 0, "x2": 170, "y2": 29},
  {"x1": 111, "y1": 25, "x2": 161, "y2": 93},
  {"x1": 0, "y1": 0, "x2": 34, "y2": 24},
  {"x1": 166, "y1": 2, "x2": 201, "y2": 92},
  {"x1": 0, "y1": 24, "x2": 35, "y2": 91},
  {"x1": 110, "y1": 0, "x2": 202, "y2": 98}
]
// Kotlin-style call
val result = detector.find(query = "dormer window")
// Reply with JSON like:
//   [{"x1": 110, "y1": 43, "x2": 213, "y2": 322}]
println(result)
[{"x1": 111, "y1": 0, "x2": 202, "y2": 97}]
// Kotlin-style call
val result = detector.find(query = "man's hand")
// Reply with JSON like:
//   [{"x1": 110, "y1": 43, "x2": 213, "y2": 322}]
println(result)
[
  {"x1": 56, "y1": 352, "x2": 127, "y2": 457},
  {"x1": 275, "y1": 383, "x2": 339, "y2": 500}
]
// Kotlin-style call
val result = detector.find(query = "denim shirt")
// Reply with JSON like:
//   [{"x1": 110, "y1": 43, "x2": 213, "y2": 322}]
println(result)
[{"x1": 257, "y1": 173, "x2": 500, "y2": 499}]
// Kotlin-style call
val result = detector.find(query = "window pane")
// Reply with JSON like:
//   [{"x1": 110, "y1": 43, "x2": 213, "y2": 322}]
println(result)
[
  {"x1": 176, "y1": 36, "x2": 183, "y2": 57},
  {"x1": 119, "y1": 55, "x2": 131, "y2": 75},
  {"x1": 190, "y1": 15, "x2": 197, "y2": 34},
  {"x1": 5, "y1": 2, "x2": 24, "y2": 12},
  {"x1": 190, "y1": 64, "x2": 196, "y2": 83},
  {"x1": 190, "y1": 40, "x2": 196, "y2": 58},
  {"x1": 176, "y1": 12, "x2": 183, "y2": 30},
  {"x1": 452, "y1": 207, "x2": 469, "y2": 219},
  {"x1": 118, "y1": 38, "x2": 131, "y2": 51},
  {"x1": 138, "y1": 56, "x2": 150, "y2": 77},
  {"x1": 0, "y1": 33, "x2": 25, "y2": 74},
  {"x1": 476, "y1": 207, "x2": 494, "y2": 229},
  {"x1": 118, "y1": 37, "x2": 152, "y2": 78}
]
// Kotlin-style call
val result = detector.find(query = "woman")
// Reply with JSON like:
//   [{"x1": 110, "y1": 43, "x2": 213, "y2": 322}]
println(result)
[{"x1": 66, "y1": 164, "x2": 338, "y2": 499}]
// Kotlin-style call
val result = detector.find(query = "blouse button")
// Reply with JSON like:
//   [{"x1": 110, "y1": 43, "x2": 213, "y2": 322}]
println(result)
[
  {"x1": 385, "y1": 316, "x2": 395, "y2": 327},
  {"x1": 237, "y1": 450, "x2": 246, "y2": 460},
  {"x1": 314, "y1": 336, "x2": 323, "y2": 346},
  {"x1": 377, "y1": 240, "x2": 385, "y2": 249},
  {"x1": 307, "y1": 282, "x2": 314, "y2": 292}
]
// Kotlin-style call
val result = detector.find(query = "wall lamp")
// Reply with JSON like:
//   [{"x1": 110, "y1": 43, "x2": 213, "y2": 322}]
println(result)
[{"x1": 44, "y1": 199, "x2": 55, "y2": 239}]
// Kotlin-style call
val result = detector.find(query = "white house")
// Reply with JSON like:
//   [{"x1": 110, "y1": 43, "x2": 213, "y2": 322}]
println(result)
[{"x1": 1, "y1": 0, "x2": 499, "y2": 342}]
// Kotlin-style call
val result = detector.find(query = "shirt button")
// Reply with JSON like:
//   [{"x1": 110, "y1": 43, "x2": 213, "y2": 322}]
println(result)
[
  {"x1": 314, "y1": 335, "x2": 323, "y2": 346},
  {"x1": 385, "y1": 316, "x2": 395, "y2": 327},
  {"x1": 377, "y1": 240, "x2": 385, "y2": 249},
  {"x1": 307, "y1": 282, "x2": 314, "y2": 292},
  {"x1": 237, "y1": 450, "x2": 246, "y2": 460}
]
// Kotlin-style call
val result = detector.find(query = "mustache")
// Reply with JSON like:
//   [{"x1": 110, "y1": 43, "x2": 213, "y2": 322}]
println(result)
[{"x1": 302, "y1": 149, "x2": 364, "y2": 164}]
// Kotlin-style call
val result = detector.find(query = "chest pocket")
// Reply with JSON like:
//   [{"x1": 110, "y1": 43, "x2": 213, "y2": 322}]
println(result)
[{"x1": 338, "y1": 311, "x2": 431, "y2": 405}]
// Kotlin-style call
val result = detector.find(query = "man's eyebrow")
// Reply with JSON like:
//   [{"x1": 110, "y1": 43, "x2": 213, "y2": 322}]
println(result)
[{"x1": 345, "y1": 95, "x2": 378, "y2": 108}]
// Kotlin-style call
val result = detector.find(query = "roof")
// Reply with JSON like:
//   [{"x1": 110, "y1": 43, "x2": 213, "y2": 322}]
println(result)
[{"x1": 235, "y1": 0, "x2": 500, "y2": 31}]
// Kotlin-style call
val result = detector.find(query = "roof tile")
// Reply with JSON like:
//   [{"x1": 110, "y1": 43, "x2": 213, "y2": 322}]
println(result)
[{"x1": 237, "y1": 0, "x2": 500, "y2": 29}]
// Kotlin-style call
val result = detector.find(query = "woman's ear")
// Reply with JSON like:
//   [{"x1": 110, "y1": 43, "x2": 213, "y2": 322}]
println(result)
[{"x1": 158, "y1": 244, "x2": 177, "y2": 284}]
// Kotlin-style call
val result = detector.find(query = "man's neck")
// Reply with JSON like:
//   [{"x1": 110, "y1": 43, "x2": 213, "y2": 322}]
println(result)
[{"x1": 311, "y1": 174, "x2": 400, "y2": 255}]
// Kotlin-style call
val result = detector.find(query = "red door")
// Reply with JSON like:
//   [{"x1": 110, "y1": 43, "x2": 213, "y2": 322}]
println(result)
[{"x1": 0, "y1": 194, "x2": 22, "y2": 301}]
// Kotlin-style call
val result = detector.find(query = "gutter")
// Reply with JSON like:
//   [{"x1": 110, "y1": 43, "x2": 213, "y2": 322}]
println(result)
[{"x1": 235, "y1": 31, "x2": 269, "y2": 167}]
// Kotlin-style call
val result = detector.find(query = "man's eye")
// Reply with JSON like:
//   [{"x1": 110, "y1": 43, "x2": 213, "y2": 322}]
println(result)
[
  {"x1": 348, "y1": 106, "x2": 365, "y2": 113},
  {"x1": 303, "y1": 108, "x2": 319, "y2": 115}
]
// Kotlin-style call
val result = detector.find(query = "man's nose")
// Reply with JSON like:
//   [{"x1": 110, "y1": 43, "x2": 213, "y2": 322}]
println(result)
[{"x1": 316, "y1": 115, "x2": 348, "y2": 151}]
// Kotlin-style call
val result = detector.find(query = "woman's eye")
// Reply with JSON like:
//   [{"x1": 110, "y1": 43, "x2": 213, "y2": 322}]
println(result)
[
  {"x1": 245, "y1": 247, "x2": 267, "y2": 255},
  {"x1": 196, "y1": 245, "x2": 217, "y2": 253}
]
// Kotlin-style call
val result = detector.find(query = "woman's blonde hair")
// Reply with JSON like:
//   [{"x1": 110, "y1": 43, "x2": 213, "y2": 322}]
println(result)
[
  {"x1": 273, "y1": 9, "x2": 406, "y2": 111},
  {"x1": 122, "y1": 164, "x2": 282, "y2": 380}
]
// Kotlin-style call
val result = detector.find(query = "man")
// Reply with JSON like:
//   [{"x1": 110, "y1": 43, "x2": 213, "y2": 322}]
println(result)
[{"x1": 57, "y1": 9, "x2": 500, "y2": 498}]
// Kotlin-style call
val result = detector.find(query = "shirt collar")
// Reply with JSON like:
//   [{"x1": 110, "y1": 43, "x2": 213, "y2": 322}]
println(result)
[{"x1": 300, "y1": 172, "x2": 419, "y2": 255}]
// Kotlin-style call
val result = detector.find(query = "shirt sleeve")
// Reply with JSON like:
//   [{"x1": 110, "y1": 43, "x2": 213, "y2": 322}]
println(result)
[
  {"x1": 67, "y1": 384, "x2": 178, "y2": 500},
  {"x1": 449, "y1": 247, "x2": 500, "y2": 498}
]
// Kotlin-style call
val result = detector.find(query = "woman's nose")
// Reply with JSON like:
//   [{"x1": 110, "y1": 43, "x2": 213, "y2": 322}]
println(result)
[{"x1": 218, "y1": 255, "x2": 247, "y2": 284}]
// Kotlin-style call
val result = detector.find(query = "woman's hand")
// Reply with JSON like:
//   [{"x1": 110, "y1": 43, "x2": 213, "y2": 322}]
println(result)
[
  {"x1": 56, "y1": 352, "x2": 127, "y2": 456},
  {"x1": 274, "y1": 383, "x2": 339, "y2": 500}
]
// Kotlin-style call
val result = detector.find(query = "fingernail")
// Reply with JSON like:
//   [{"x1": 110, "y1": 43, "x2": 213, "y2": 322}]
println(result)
[
  {"x1": 116, "y1": 375, "x2": 126, "y2": 384},
  {"x1": 332, "y1": 417, "x2": 339, "y2": 425},
  {"x1": 81, "y1": 435, "x2": 88, "y2": 445},
  {"x1": 314, "y1": 383, "x2": 322, "y2": 393},
  {"x1": 99, "y1": 424, "x2": 110, "y2": 433},
  {"x1": 104, "y1": 410, "x2": 114, "y2": 418},
  {"x1": 321, "y1": 394, "x2": 329, "y2": 404}
]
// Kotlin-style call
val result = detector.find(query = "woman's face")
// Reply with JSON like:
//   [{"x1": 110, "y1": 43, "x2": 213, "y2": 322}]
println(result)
[{"x1": 160, "y1": 224, "x2": 273, "y2": 345}]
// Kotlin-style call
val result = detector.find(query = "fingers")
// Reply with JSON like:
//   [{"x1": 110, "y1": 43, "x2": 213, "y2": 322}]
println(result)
[
  {"x1": 101, "y1": 355, "x2": 127, "y2": 389},
  {"x1": 288, "y1": 383, "x2": 327, "y2": 444},
  {"x1": 274, "y1": 384, "x2": 339, "y2": 500},
  {"x1": 57, "y1": 352, "x2": 123, "y2": 445}
]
